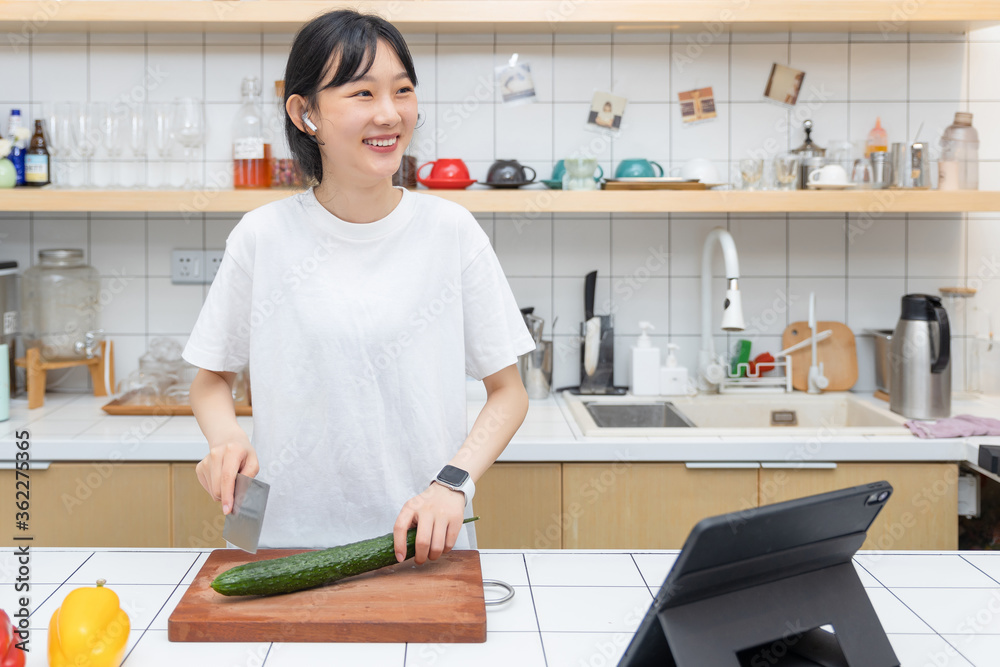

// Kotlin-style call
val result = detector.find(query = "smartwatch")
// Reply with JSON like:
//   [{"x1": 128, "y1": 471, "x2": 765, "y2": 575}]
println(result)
[{"x1": 434, "y1": 465, "x2": 475, "y2": 508}]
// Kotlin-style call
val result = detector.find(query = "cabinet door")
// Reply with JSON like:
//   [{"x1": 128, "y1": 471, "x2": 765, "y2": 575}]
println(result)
[
  {"x1": 171, "y1": 463, "x2": 227, "y2": 548},
  {"x1": 0, "y1": 463, "x2": 170, "y2": 547},
  {"x1": 473, "y1": 463, "x2": 562, "y2": 549},
  {"x1": 562, "y1": 463, "x2": 759, "y2": 549},
  {"x1": 759, "y1": 463, "x2": 958, "y2": 550}
]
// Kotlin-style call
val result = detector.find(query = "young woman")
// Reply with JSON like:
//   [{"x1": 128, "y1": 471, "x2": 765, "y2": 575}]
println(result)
[{"x1": 185, "y1": 9, "x2": 533, "y2": 565}]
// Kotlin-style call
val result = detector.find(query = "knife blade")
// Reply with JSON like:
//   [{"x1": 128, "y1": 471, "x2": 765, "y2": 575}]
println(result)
[
  {"x1": 223, "y1": 473, "x2": 270, "y2": 554},
  {"x1": 584, "y1": 270, "x2": 597, "y2": 321}
]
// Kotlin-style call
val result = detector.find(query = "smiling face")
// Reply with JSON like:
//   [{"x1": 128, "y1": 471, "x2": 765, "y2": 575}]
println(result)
[{"x1": 307, "y1": 40, "x2": 418, "y2": 187}]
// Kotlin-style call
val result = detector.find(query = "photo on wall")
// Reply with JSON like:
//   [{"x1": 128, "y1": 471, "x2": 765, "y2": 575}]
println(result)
[
  {"x1": 585, "y1": 91, "x2": 627, "y2": 134},
  {"x1": 763, "y1": 63, "x2": 806, "y2": 106},
  {"x1": 678, "y1": 87, "x2": 717, "y2": 123}
]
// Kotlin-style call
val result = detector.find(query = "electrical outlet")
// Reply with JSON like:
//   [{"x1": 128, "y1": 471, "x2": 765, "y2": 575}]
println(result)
[
  {"x1": 205, "y1": 250, "x2": 224, "y2": 283},
  {"x1": 171, "y1": 250, "x2": 203, "y2": 284}
]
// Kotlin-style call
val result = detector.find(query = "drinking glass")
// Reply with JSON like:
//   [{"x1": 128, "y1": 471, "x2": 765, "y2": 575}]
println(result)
[
  {"x1": 42, "y1": 102, "x2": 73, "y2": 188},
  {"x1": 774, "y1": 155, "x2": 800, "y2": 190},
  {"x1": 172, "y1": 97, "x2": 204, "y2": 189},
  {"x1": 149, "y1": 103, "x2": 174, "y2": 188},
  {"x1": 852, "y1": 158, "x2": 874, "y2": 188},
  {"x1": 72, "y1": 102, "x2": 105, "y2": 188},
  {"x1": 128, "y1": 103, "x2": 147, "y2": 189},
  {"x1": 101, "y1": 106, "x2": 127, "y2": 188},
  {"x1": 739, "y1": 158, "x2": 763, "y2": 190}
]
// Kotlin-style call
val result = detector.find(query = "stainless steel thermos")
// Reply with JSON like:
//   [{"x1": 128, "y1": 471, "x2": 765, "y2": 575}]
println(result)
[{"x1": 889, "y1": 294, "x2": 951, "y2": 420}]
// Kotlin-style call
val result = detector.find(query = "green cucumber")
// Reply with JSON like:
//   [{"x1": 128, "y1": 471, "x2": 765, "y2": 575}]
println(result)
[{"x1": 211, "y1": 516, "x2": 479, "y2": 596}]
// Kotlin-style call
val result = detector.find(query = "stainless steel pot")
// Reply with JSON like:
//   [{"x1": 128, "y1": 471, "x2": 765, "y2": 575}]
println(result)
[{"x1": 870, "y1": 329, "x2": 894, "y2": 394}]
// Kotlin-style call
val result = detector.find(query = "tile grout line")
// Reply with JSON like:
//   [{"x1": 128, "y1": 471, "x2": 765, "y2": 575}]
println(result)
[{"x1": 521, "y1": 553, "x2": 549, "y2": 666}]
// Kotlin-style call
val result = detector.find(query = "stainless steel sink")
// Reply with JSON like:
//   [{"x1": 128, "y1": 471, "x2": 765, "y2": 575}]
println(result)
[{"x1": 584, "y1": 402, "x2": 695, "y2": 428}]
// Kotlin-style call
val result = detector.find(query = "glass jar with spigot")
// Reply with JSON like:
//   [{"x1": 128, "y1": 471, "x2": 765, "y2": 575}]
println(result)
[{"x1": 21, "y1": 249, "x2": 100, "y2": 359}]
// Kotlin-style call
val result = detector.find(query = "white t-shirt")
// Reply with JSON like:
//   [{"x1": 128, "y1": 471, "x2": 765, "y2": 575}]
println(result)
[{"x1": 182, "y1": 186, "x2": 535, "y2": 549}]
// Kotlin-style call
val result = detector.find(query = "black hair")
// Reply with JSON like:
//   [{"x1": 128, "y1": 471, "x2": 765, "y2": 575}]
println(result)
[{"x1": 283, "y1": 9, "x2": 418, "y2": 185}]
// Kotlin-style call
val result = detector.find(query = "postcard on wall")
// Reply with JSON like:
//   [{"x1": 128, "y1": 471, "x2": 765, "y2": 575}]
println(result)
[
  {"x1": 678, "y1": 87, "x2": 717, "y2": 123},
  {"x1": 763, "y1": 64, "x2": 805, "y2": 106},
  {"x1": 496, "y1": 54, "x2": 537, "y2": 106}
]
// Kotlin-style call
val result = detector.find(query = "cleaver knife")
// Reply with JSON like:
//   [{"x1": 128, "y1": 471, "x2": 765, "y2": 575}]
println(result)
[{"x1": 223, "y1": 473, "x2": 270, "y2": 553}]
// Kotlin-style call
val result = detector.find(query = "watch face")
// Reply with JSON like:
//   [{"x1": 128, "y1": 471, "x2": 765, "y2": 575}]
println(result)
[{"x1": 438, "y1": 465, "x2": 469, "y2": 487}]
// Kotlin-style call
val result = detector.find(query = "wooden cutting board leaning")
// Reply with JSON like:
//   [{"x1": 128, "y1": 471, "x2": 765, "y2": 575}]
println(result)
[
  {"x1": 168, "y1": 549, "x2": 487, "y2": 643},
  {"x1": 781, "y1": 321, "x2": 859, "y2": 392}
]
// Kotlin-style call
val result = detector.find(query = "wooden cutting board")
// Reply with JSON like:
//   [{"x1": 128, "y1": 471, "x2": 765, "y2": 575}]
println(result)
[
  {"x1": 168, "y1": 549, "x2": 486, "y2": 643},
  {"x1": 782, "y1": 321, "x2": 858, "y2": 392}
]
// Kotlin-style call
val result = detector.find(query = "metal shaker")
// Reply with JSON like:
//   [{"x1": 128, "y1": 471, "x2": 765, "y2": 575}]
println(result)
[
  {"x1": 890, "y1": 142, "x2": 931, "y2": 189},
  {"x1": 870, "y1": 151, "x2": 891, "y2": 189}
]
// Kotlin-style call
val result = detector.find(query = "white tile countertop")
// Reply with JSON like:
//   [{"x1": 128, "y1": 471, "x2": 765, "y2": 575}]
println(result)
[
  {"x1": 4, "y1": 548, "x2": 1000, "y2": 666},
  {"x1": 1, "y1": 386, "x2": 999, "y2": 467}
]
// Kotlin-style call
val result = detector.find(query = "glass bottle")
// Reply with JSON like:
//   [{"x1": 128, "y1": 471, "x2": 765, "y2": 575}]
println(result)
[
  {"x1": 865, "y1": 117, "x2": 888, "y2": 157},
  {"x1": 233, "y1": 76, "x2": 272, "y2": 189},
  {"x1": 24, "y1": 120, "x2": 50, "y2": 187},
  {"x1": 21, "y1": 249, "x2": 100, "y2": 359},
  {"x1": 6, "y1": 109, "x2": 26, "y2": 186},
  {"x1": 938, "y1": 112, "x2": 979, "y2": 191}
]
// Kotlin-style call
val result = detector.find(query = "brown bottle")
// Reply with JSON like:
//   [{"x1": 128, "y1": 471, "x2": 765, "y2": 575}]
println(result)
[{"x1": 24, "y1": 120, "x2": 50, "y2": 186}]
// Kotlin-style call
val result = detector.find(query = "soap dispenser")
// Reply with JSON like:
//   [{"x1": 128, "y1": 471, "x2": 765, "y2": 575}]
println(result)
[
  {"x1": 631, "y1": 321, "x2": 661, "y2": 396},
  {"x1": 660, "y1": 343, "x2": 689, "y2": 396}
]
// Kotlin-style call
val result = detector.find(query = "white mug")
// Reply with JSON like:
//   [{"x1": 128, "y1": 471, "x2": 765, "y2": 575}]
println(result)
[
  {"x1": 808, "y1": 163, "x2": 849, "y2": 186},
  {"x1": 670, "y1": 158, "x2": 719, "y2": 183}
]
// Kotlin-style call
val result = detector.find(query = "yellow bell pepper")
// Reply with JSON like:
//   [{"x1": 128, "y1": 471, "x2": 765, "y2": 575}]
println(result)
[{"x1": 48, "y1": 579, "x2": 130, "y2": 667}]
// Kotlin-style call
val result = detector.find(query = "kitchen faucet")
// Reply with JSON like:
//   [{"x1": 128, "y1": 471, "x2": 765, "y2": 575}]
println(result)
[{"x1": 698, "y1": 228, "x2": 746, "y2": 391}]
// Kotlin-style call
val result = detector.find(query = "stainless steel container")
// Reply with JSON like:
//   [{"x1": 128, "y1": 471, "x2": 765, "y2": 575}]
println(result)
[
  {"x1": 890, "y1": 294, "x2": 951, "y2": 420},
  {"x1": 0, "y1": 261, "x2": 19, "y2": 395},
  {"x1": 870, "y1": 329, "x2": 893, "y2": 394},
  {"x1": 891, "y1": 142, "x2": 931, "y2": 189},
  {"x1": 870, "y1": 151, "x2": 892, "y2": 189},
  {"x1": 518, "y1": 340, "x2": 552, "y2": 400}
]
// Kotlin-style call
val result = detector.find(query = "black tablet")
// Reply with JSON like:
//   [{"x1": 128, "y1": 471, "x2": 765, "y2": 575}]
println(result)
[{"x1": 619, "y1": 480, "x2": 894, "y2": 667}]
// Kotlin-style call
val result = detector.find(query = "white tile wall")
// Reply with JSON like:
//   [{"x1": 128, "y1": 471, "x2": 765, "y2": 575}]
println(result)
[{"x1": 1, "y1": 27, "x2": 999, "y2": 392}]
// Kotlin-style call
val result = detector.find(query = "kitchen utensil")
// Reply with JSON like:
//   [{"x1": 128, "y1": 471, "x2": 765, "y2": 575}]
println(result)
[
  {"x1": 773, "y1": 155, "x2": 799, "y2": 190},
  {"x1": 168, "y1": 549, "x2": 487, "y2": 642},
  {"x1": 0, "y1": 261, "x2": 18, "y2": 396},
  {"x1": 790, "y1": 119, "x2": 826, "y2": 189},
  {"x1": 417, "y1": 158, "x2": 471, "y2": 184},
  {"x1": 602, "y1": 180, "x2": 708, "y2": 190},
  {"x1": 739, "y1": 159, "x2": 763, "y2": 190},
  {"x1": 670, "y1": 158, "x2": 720, "y2": 183},
  {"x1": 562, "y1": 157, "x2": 603, "y2": 190},
  {"x1": 870, "y1": 151, "x2": 891, "y2": 189},
  {"x1": 890, "y1": 141, "x2": 931, "y2": 189},
  {"x1": 222, "y1": 472, "x2": 270, "y2": 554},
  {"x1": 869, "y1": 328, "x2": 894, "y2": 394},
  {"x1": 519, "y1": 340, "x2": 552, "y2": 399},
  {"x1": 486, "y1": 159, "x2": 536, "y2": 185},
  {"x1": 615, "y1": 158, "x2": 664, "y2": 179},
  {"x1": 808, "y1": 164, "x2": 849, "y2": 187},
  {"x1": 781, "y1": 321, "x2": 858, "y2": 392},
  {"x1": 731, "y1": 339, "x2": 752, "y2": 377},
  {"x1": 889, "y1": 294, "x2": 951, "y2": 419},
  {"x1": 417, "y1": 177, "x2": 476, "y2": 190},
  {"x1": 580, "y1": 270, "x2": 614, "y2": 394}
]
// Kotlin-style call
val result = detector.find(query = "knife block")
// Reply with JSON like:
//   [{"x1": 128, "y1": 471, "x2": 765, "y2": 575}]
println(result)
[{"x1": 579, "y1": 316, "x2": 615, "y2": 394}]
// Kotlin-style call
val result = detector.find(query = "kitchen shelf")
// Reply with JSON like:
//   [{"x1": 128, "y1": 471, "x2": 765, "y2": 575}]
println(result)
[
  {"x1": 3, "y1": 188, "x2": 1000, "y2": 213},
  {"x1": 0, "y1": 0, "x2": 998, "y2": 34}
]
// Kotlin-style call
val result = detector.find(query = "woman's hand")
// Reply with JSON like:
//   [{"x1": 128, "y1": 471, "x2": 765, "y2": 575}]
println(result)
[
  {"x1": 393, "y1": 482, "x2": 465, "y2": 565},
  {"x1": 195, "y1": 432, "x2": 259, "y2": 515}
]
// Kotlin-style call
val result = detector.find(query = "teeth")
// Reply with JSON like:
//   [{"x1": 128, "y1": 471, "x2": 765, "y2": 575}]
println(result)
[{"x1": 363, "y1": 136, "x2": 397, "y2": 147}]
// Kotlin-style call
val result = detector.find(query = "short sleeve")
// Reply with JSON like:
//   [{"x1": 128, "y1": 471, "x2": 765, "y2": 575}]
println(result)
[
  {"x1": 462, "y1": 243, "x2": 536, "y2": 381},
  {"x1": 182, "y1": 249, "x2": 253, "y2": 373}
]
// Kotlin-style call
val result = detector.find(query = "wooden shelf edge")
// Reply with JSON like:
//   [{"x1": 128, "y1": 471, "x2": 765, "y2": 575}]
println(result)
[
  {"x1": 0, "y1": 1, "x2": 998, "y2": 33},
  {"x1": 2, "y1": 188, "x2": 999, "y2": 213}
]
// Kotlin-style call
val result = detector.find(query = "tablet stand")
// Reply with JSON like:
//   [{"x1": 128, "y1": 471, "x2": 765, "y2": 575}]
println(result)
[{"x1": 624, "y1": 544, "x2": 899, "y2": 666}]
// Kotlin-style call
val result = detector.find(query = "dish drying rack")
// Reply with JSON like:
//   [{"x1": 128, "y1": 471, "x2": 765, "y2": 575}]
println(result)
[{"x1": 719, "y1": 356, "x2": 793, "y2": 393}]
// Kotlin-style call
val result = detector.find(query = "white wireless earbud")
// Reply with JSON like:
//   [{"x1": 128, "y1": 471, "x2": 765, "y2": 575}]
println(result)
[{"x1": 302, "y1": 112, "x2": 318, "y2": 132}]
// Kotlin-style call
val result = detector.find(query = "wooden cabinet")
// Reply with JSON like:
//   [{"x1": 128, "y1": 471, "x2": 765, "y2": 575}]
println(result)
[
  {"x1": 0, "y1": 463, "x2": 170, "y2": 548},
  {"x1": 473, "y1": 463, "x2": 562, "y2": 549},
  {"x1": 759, "y1": 463, "x2": 959, "y2": 550},
  {"x1": 561, "y1": 463, "x2": 759, "y2": 549},
  {"x1": 171, "y1": 463, "x2": 226, "y2": 549}
]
